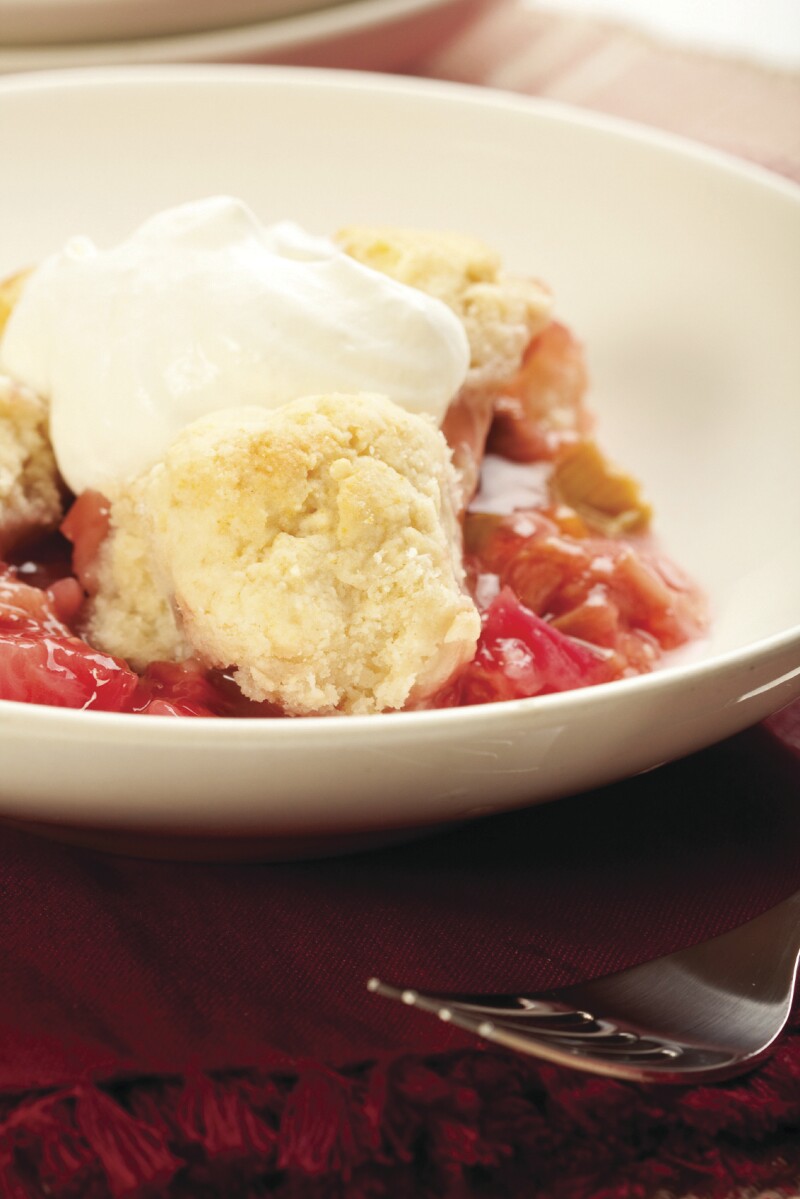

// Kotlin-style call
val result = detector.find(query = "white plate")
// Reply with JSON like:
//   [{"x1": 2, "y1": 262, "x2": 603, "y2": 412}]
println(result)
[
  {"x1": 1, "y1": 0, "x2": 341, "y2": 45},
  {"x1": 0, "y1": 0, "x2": 485, "y2": 74},
  {"x1": 0, "y1": 67, "x2": 798, "y2": 860}
]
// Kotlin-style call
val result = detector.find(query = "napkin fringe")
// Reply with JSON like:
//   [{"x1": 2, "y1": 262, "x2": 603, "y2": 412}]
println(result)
[{"x1": 0, "y1": 1041, "x2": 798, "y2": 1198}]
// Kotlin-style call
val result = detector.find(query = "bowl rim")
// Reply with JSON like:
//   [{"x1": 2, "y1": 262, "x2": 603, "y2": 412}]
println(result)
[
  {"x1": 1, "y1": 64, "x2": 798, "y2": 741},
  {"x1": 1, "y1": 63, "x2": 799, "y2": 203}
]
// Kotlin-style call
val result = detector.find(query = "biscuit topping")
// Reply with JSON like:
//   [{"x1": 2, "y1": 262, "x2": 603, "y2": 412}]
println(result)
[{"x1": 86, "y1": 394, "x2": 480, "y2": 715}]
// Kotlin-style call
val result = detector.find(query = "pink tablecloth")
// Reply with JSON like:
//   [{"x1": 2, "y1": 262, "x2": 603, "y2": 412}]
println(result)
[{"x1": 417, "y1": 2, "x2": 800, "y2": 183}]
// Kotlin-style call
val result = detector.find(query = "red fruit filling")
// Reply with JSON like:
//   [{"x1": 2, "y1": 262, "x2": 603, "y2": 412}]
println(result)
[
  {"x1": 0, "y1": 567, "x2": 277, "y2": 716},
  {"x1": 60, "y1": 488, "x2": 110, "y2": 595},
  {"x1": 489, "y1": 321, "x2": 593, "y2": 463},
  {"x1": 458, "y1": 587, "x2": 614, "y2": 706},
  {"x1": 0, "y1": 566, "x2": 138, "y2": 711},
  {"x1": 464, "y1": 508, "x2": 705, "y2": 683}
]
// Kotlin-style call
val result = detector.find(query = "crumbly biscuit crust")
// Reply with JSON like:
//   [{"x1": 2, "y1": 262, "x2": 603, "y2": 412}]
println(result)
[
  {"x1": 84, "y1": 477, "x2": 189, "y2": 669},
  {"x1": 0, "y1": 374, "x2": 62, "y2": 556},
  {"x1": 90, "y1": 395, "x2": 480, "y2": 715},
  {"x1": 335, "y1": 227, "x2": 552, "y2": 393}
]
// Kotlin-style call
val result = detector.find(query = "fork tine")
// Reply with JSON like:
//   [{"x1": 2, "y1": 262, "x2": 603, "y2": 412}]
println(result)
[
  {"x1": 366, "y1": 977, "x2": 729, "y2": 1080},
  {"x1": 367, "y1": 978, "x2": 541, "y2": 1055},
  {"x1": 367, "y1": 892, "x2": 800, "y2": 1084}
]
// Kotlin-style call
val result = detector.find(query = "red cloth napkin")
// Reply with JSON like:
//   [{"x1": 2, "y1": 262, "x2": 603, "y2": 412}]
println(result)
[
  {"x1": 2, "y1": 17, "x2": 799, "y2": 1195},
  {"x1": 0, "y1": 700, "x2": 798, "y2": 1199}
]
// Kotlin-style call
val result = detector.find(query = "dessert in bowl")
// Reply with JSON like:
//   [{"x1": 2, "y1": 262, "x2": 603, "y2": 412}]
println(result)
[
  {"x1": 0, "y1": 195, "x2": 704, "y2": 717},
  {"x1": 0, "y1": 67, "x2": 797, "y2": 859}
]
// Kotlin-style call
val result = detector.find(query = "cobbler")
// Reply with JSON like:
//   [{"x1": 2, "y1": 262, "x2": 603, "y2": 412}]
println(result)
[{"x1": 0, "y1": 200, "x2": 705, "y2": 716}]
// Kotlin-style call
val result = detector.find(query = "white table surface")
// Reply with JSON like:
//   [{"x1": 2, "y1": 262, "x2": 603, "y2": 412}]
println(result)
[{"x1": 532, "y1": 0, "x2": 800, "y2": 68}]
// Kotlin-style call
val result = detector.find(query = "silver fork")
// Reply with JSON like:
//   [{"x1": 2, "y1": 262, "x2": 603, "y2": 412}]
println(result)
[{"x1": 368, "y1": 889, "x2": 800, "y2": 1083}]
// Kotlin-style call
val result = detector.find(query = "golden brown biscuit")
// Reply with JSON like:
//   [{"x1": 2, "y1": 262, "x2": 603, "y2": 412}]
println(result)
[
  {"x1": 0, "y1": 269, "x2": 30, "y2": 341},
  {"x1": 89, "y1": 394, "x2": 480, "y2": 713},
  {"x1": 337, "y1": 227, "x2": 553, "y2": 502},
  {"x1": 335, "y1": 227, "x2": 552, "y2": 394}
]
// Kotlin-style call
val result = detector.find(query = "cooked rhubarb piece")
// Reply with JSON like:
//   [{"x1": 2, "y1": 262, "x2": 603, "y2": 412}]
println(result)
[
  {"x1": 0, "y1": 566, "x2": 138, "y2": 710},
  {"x1": 459, "y1": 587, "x2": 614, "y2": 705},
  {"x1": 551, "y1": 440, "x2": 652, "y2": 535},
  {"x1": 489, "y1": 322, "x2": 593, "y2": 463},
  {"x1": 465, "y1": 509, "x2": 705, "y2": 677}
]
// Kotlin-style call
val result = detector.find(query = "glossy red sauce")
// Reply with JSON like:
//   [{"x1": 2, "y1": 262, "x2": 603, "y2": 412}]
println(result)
[{"x1": 0, "y1": 563, "x2": 282, "y2": 715}]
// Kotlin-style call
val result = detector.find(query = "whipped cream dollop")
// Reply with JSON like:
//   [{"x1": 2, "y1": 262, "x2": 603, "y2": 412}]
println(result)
[{"x1": 0, "y1": 197, "x2": 470, "y2": 494}]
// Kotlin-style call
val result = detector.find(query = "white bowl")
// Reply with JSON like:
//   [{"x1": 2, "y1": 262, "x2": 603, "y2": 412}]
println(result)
[{"x1": 0, "y1": 67, "x2": 798, "y2": 860}]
